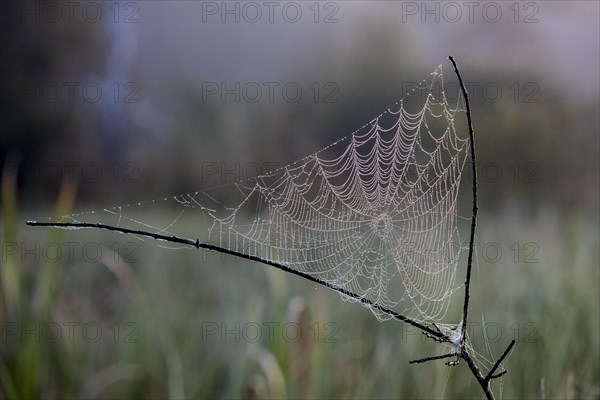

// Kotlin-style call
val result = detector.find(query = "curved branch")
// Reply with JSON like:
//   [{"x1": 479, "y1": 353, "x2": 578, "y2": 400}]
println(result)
[
  {"x1": 26, "y1": 220, "x2": 448, "y2": 341},
  {"x1": 448, "y1": 55, "x2": 478, "y2": 343},
  {"x1": 485, "y1": 340, "x2": 516, "y2": 383},
  {"x1": 448, "y1": 56, "x2": 516, "y2": 400}
]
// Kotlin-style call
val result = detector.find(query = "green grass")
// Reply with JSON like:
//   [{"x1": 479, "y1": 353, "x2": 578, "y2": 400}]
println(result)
[{"x1": 2, "y1": 178, "x2": 599, "y2": 399}]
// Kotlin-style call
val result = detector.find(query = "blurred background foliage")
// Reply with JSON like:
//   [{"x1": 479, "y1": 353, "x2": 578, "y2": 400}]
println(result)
[
  {"x1": 1, "y1": 1, "x2": 597, "y2": 214},
  {"x1": 1, "y1": 1, "x2": 599, "y2": 399}
]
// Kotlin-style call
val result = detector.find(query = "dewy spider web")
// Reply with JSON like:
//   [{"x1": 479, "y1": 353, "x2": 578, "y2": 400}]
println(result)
[
  {"x1": 45, "y1": 63, "x2": 470, "y2": 330},
  {"x1": 30, "y1": 58, "x2": 517, "y2": 400}
]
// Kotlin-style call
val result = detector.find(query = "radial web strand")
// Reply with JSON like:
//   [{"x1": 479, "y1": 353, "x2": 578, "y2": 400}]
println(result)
[{"x1": 47, "y1": 64, "x2": 470, "y2": 327}]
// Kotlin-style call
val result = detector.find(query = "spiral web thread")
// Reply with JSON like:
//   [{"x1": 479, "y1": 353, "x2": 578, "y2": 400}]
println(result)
[{"x1": 57, "y1": 64, "x2": 470, "y2": 326}]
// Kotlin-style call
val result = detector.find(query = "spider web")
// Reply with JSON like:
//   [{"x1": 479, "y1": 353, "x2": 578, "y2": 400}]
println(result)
[{"x1": 54, "y1": 63, "x2": 470, "y2": 326}]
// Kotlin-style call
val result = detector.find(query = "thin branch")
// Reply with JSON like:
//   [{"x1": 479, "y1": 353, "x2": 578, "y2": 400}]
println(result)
[
  {"x1": 409, "y1": 352, "x2": 456, "y2": 365},
  {"x1": 449, "y1": 56, "x2": 517, "y2": 400},
  {"x1": 448, "y1": 55, "x2": 478, "y2": 345},
  {"x1": 26, "y1": 220, "x2": 448, "y2": 342},
  {"x1": 484, "y1": 340, "x2": 516, "y2": 383},
  {"x1": 489, "y1": 370, "x2": 508, "y2": 380}
]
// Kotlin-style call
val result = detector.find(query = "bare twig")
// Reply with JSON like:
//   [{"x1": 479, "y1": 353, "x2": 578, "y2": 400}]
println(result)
[
  {"x1": 25, "y1": 220, "x2": 448, "y2": 342},
  {"x1": 484, "y1": 340, "x2": 516, "y2": 383},
  {"x1": 448, "y1": 55, "x2": 516, "y2": 400},
  {"x1": 448, "y1": 55, "x2": 477, "y2": 345},
  {"x1": 409, "y1": 352, "x2": 457, "y2": 365}
]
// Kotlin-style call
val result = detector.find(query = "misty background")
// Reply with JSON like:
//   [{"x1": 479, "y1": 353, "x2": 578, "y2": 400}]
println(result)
[
  {"x1": 1, "y1": 1, "x2": 599, "y2": 399},
  {"x1": 2, "y1": 1, "x2": 598, "y2": 215}
]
